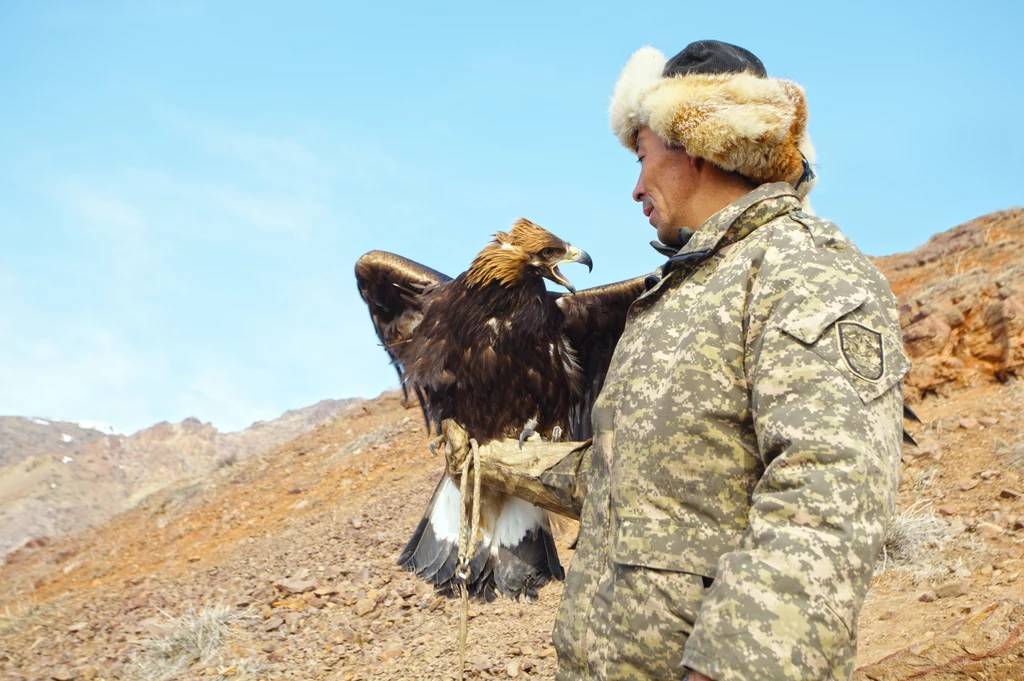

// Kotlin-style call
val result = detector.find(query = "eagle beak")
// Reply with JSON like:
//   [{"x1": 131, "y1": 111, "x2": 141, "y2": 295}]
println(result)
[
  {"x1": 568, "y1": 246, "x2": 593, "y2": 273},
  {"x1": 547, "y1": 246, "x2": 593, "y2": 294}
]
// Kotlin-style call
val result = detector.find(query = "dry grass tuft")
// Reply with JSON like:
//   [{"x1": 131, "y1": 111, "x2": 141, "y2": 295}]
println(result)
[
  {"x1": 878, "y1": 502, "x2": 950, "y2": 575},
  {"x1": 911, "y1": 466, "x2": 940, "y2": 490},
  {"x1": 125, "y1": 605, "x2": 234, "y2": 681},
  {"x1": 0, "y1": 601, "x2": 39, "y2": 636},
  {"x1": 1007, "y1": 442, "x2": 1024, "y2": 471}
]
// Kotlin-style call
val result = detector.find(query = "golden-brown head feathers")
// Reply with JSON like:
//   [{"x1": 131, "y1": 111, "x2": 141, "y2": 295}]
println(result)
[{"x1": 465, "y1": 218, "x2": 572, "y2": 289}]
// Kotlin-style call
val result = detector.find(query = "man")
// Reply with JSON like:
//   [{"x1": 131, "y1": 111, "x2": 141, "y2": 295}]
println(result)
[{"x1": 441, "y1": 40, "x2": 908, "y2": 681}]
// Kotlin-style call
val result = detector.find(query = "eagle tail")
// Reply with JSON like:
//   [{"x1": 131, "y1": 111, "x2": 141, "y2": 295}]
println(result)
[
  {"x1": 489, "y1": 497, "x2": 564, "y2": 602},
  {"x1": 396, "y1": 475, "x2": 564, "y2": 602},
  {"x1": 397, "y1": 474, "x2": 461, "y2": 586}
]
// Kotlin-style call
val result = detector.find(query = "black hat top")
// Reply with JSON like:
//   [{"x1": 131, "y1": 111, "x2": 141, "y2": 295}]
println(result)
[{"x1": 662, "y1": 40, "x2": 767, "y2": 79}]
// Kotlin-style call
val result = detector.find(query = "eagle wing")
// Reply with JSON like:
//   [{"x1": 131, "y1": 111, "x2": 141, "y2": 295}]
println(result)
[
  {"x1": 555, "y1": 275, "x2": 648, "y2": 440},
  {"x1": 354, "y1": 250, "x2": 453, "y2": 427}
]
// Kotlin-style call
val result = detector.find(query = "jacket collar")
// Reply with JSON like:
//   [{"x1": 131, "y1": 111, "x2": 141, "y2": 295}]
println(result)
[{"x1": 653, "y1": 182, "x2": 802, "y2": 273}]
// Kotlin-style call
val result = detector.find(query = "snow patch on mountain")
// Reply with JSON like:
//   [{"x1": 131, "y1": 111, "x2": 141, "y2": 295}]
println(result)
[{"x1": 74, "y1": 420, "x2": 121, "y2": 435}]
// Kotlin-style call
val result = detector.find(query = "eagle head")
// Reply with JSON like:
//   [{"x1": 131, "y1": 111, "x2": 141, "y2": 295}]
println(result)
[{"x1": 466, "y1": 218, "x2": 593, "y2": 293}]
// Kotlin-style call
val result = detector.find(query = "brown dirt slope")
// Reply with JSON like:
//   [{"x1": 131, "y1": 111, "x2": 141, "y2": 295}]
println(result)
[
  {"x1": 0, "y1": 400, "x2": 352, "y2": 560},
  {"x1": 1, "y1": 209, "x2": 1023, "y2": 680}
]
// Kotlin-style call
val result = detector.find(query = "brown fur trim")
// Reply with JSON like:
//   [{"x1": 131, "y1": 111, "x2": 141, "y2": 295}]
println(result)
[{"x1": 610, "y1": 47, "x2": 816, "y2": 200}]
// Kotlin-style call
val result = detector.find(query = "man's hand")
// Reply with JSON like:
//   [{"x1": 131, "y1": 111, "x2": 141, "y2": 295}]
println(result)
[{"x1": 687, "y1": 672, "x2": 713, "y2": 681}]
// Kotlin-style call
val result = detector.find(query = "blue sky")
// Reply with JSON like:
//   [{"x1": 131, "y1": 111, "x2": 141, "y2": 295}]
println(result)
[{"x1": 1, "y1": 1, "x2": 1020, "y2": 434}]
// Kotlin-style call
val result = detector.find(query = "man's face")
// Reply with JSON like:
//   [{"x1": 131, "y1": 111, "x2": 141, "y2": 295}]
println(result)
[{"x1": 632, "y1": 126, "x2": 697, "y2": 247}]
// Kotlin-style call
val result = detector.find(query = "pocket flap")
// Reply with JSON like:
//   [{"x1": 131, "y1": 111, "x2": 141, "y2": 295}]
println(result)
[
  {"x1": 777, "y1": 279, "x2": 869, "y2": 345},
  {"x1": 611, "y1": 516, "x2": 737, "y2": 578},
  {"x1": 778, "y1": 287, "x2": 910, "y2": 405}
]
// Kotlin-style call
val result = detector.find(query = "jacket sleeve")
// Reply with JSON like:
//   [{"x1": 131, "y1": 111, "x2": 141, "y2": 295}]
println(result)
[{"x1": 682, "y1": 276, "x2": 909, "y2": 681}]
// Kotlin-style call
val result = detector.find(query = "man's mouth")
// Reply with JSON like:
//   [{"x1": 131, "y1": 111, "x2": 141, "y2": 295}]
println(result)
[{"x1": 643, "y1": 204, "x2": 654, "y2": 218}]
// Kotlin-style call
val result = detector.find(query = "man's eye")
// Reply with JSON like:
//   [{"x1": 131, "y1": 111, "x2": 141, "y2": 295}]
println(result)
[{"x1": 636, "y1": 156, "x2": 644, "y2": 164}]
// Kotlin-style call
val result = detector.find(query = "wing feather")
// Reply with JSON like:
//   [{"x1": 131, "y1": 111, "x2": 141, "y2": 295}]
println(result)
[
  {"x1": 554, "y1": 275, "x2": 648, "y2": 440},
  {"x1": 354, "y1": 251, "x2": 452, "y2": 427}
]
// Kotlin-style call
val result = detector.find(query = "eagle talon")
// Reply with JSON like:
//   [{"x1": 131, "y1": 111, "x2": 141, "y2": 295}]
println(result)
[
  {"x1": 518, "y1": 428, "x2": 537, "y2": 450},
  {"x1": 551, "y1": 426, "x2": 562, "y2": 443},
  {"x1": 429, "y1": 433, "x2": 446, "y2": 457}
]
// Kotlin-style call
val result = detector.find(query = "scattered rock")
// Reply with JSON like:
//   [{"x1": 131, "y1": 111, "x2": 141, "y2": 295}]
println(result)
[
  {"x1": 979, "y1": 416, "x2": 999, "y2": 426},
  {"x1": 959, "y1": 479, "x2": 980, "y2": 491},
  {"x1": 67, "y1": 621, "x2": 88, "y2": 633},
  {"x1": 354, "y1": 598, "x2": 376, "y2": 617},
  {"x1": 976, "y1": 522, "x2": 1004, "y2": 539},
  {"x1": 351, "y1": 517, "x2": 363, "y2": 529},
  {"x1": 938, "y1": 504, "x2": 957, "y2": 516},
  {"x1": 507, "y1": 659, "x2": 521, "y2": 678},
  {"x1": 980, "y1": 470, "x2": 1000, "y2": 480},
  {"x1": 919, "y1": 592, "x2": 937, "y2": 602},
  {"x1": 275, "y1": 578, "x2": 317, "y2": 594},
  {"x1": 263, "y1": 615, "x2": 285, "y2": 632},
  {"x1": 935, "y1": 580, "x2": 971, "y2": 599},
  {"x1": 999, "y1": 488, "x2": 1022, "y2": 499},
  {"x1": 959, "y1": 417, "x2": 979, "y2": 429},
  {"x1": 51, "y1": 668, "x2": 74, "y2": 681}
]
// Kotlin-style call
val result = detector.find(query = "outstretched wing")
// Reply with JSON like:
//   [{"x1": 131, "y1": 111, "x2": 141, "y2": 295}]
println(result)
[
  {"x1": 554, "y1": 275, "x2": 648, "y2": 440},
  {"x1": 354, "y1": 250, "x2": 452, "y2": 426}
]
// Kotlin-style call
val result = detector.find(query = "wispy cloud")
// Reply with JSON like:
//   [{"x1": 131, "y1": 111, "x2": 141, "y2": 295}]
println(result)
[
  {"x1": 0, "y1": 311, "x2": 168, "y2": 434},
  {"x1": 62, "y1": 182, "x2": 144, "y2": 232},
  {"x1": 161, "y1": 110, "x2": 324, "y2": 175},
  {"x1": 175, "y1": 366, "x2": 280, "y2": 433},
  {"x1": 5, "y1": 100, "x2": 410, "y2": 431},
  {"x1": 200, "y1": 184, "x2": 333, "y2": 233}
]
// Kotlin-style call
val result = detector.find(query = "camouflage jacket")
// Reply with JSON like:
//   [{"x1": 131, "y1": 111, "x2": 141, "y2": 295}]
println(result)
[{"x1": 541, "y1": 183, "x2": 908, "y2": 681}]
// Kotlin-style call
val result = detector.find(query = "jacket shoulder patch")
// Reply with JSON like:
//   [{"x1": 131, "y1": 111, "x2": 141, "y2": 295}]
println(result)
[{"x1": 837, "y1": 321, "x2": 884, "y2": 382}]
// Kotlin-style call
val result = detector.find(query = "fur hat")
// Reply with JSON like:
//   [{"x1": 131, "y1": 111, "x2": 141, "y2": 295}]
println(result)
[{"x1": 610, "y1": 40, "x2": 817, "y2": 203}]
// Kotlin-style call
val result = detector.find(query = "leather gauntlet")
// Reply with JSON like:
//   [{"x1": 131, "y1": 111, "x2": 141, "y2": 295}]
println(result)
[{"x1": 437, "y1": 419, "x2": 593, "y2": 520}]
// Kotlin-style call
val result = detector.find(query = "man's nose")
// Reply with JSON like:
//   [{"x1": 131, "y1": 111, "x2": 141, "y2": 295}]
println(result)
[{"x1": 632, "y1": 174, "x2": 644, "y2": 203}]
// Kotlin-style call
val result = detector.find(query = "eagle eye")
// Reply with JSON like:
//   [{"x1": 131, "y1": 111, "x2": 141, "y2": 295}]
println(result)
[{"x1": 540, "y1": 247, "x2": 560, "y2": 258}]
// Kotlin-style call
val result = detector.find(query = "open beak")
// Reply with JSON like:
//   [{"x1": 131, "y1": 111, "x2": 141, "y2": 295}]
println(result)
[{"x1": 546, "y1": 246, "x2": 593, "y2": 294}]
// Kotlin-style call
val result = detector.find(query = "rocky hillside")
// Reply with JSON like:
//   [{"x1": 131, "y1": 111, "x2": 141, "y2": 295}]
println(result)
[
  {"x1": 876, "y1": 208, "x2": 1024, "y2": 400},
  {"x1": 1, "y1": 209, "x2": 1023, "y2": 680},
  {"x1": 0, "y1": 400, "x2": 352, "y2": 559}
]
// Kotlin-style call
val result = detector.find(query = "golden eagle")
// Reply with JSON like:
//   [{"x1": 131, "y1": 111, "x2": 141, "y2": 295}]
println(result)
[{"x1": 355, "y1": 219, "x2": 645, "y2": 601}]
